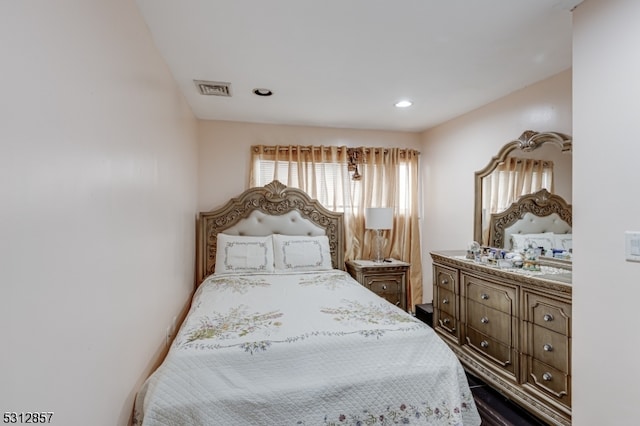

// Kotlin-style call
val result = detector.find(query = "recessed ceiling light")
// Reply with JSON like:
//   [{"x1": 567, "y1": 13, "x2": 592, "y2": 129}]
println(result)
[
  {"x1": 395, "y1": 100, "x2": 413, "y2": 108},
  {"x1": 253, "y1": 88, "x2": 273, "y2": 97}
]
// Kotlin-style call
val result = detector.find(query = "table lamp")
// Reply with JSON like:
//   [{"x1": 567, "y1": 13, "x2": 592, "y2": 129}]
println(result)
[{"x1": 365, "y1": 207, "x2": 393, "y2": 263}]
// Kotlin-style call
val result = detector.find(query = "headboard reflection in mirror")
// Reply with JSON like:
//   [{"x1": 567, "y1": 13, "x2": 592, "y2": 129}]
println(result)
[
  {"x1": 488, "y1": 188, "x2": 572, "y2": 254},
  {"x1": 473, "y1": 130, "x2": 572, "y2": 247}
]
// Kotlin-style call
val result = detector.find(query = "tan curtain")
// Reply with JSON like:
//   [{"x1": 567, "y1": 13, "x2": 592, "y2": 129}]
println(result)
[
  {"x1": 482, "y1": 157, "x2": 554, "y2": 242},
  {"x1": 250, "y1": 145, "x2": 351, "y2": 209},
  {"x1": 250, "y1": 145, "x2": 422, "y2": 311}
]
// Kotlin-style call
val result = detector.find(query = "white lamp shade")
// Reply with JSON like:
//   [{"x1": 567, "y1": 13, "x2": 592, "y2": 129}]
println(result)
[{"x1": 365, "y1": 207, "x2": 393, "y2": 230}]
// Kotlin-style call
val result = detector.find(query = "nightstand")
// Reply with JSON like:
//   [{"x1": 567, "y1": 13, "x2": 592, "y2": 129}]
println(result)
[{"x1": 345, "y1": 259, "x2": 410, "y2": 311}]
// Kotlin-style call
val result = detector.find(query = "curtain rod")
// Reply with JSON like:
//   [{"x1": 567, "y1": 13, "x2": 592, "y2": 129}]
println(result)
[{"x1": 252, "y1": 145, "x2": 420, "y2": 155}]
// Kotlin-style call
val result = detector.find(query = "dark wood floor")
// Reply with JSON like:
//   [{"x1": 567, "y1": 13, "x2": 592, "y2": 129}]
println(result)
[{"x1": 466, "y1": 372, "x2": 548, "y2": 426}]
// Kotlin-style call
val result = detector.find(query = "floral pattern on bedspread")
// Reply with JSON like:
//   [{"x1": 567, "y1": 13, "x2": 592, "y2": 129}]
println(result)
[
  {"x1": 179, "y1": 325, "x2": 424, "y2": 353},
  {"x1": 179, "y1": 283, "x2": 424, "y2": 352},
  {"x1": 322, "y1": 300, "x2": 417, "y2": 326},
  {"x1": 299, "y1": 396, "x2": 476, "y2": 426},
  {"x1": 298, "y1": 272, "x2": 354, "y2": 289},
  {"x1": 199, "y1": 274, "x2": 271, "y2": 294},
  {"x1": 181, "y1": 304, "x2": 283, "y2": 344}
]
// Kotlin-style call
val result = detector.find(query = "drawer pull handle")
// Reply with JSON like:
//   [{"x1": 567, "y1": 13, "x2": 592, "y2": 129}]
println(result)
[
  {"x1": 442, "y1": 298, "x2": 449, "y2": 305},
  {"x1": 395, "y1": 301, "x2": 400, "y2": 306},
  {"x1": 443, "y1": 318, "x2": 452, "y2": 326},
  {"x1": 480, "y1": 340, "x2": 489, "y2": 349},
  {"x1": 382, "y1": 284, "x2": 387, "y2": 290},
  {"x1": 481, "y1": 293, "x2": 489, "y2": 300},
  {"x1": 543, "y1": 344, "x2": 553, "y2": 352},
  {"x1": 542, "y1": 372, "x2": 553, "y2": 381},
  {"x1": 441, "y1": 278, "x2": 449, "y2": 285},
  {"x1": 543, "y1": 314, "x2": 554, "y2": 322},
  {"x1": 480, "y1": 316, "x2": 489, "y2": 324}
]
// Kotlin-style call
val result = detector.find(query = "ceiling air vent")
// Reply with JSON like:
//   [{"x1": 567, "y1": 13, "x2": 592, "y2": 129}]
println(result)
[{"x1": 194, "y1": 80, "x2": 232, "y2": 97}]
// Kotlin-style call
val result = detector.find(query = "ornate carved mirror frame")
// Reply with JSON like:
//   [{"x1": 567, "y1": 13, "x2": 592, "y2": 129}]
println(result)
[{"x1": 473, "y1": 130, "x2": 572, "y2": 245}]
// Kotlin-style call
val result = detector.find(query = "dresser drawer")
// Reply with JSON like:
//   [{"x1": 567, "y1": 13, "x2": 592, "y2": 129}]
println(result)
[
  {"x1": 466, "y1": 299, "x2": 513, "y2": 346},
  {"x1": 529, "y1": 324, "x2": 570, "y2": 373},
  {"x1": 526, "y1": 358, "x2": 571, "y2": 407},
  {"x1": 435, "y1": 286, "x2": 456, "y2": 316},
  {"x1": 463, "y1": 274, "x2": 516, "y2": 315},
  {"x1": 465, "y1": 327, "x2": 516, "y2": 376},
  {"x1": 524, "y1": 292, "x2": 571, "y2": 336},
  {"x1": 434, "y1": 265, "x2": 458, "y2": 293},
  {"x1": 436, "y1": 310, "x2": 457, "y2": 336}
]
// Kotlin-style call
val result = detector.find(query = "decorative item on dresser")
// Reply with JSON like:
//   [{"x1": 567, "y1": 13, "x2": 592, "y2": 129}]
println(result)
[
  {"x1": 345, "y1": 259, "x2": 409, "y2": 311},
  {"x1": 431, "y1": 250, "x2": 572, "y2": 426}
]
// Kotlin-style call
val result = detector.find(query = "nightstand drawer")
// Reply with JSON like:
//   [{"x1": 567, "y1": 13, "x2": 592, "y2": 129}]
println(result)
[
  {"x1": 365, "y1": 277, "x2": 401, "y2": 294},
  {"x1": 364, "y1": 276, "x2": 402, "y2": 307}
]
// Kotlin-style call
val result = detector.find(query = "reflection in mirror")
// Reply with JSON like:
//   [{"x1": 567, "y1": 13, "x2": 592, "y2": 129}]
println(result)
[
  {"x1": 489, "y1": 188, "x2": 572, "y2": 250},
  {"x1": 474, "y1": 130, "x2": 572, "y2": 246}
]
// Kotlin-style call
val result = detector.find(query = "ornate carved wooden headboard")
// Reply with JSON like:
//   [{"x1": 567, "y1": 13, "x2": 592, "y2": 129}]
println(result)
[
  {"x1": 195, "y1": 180, "x2": 345, "y2": 285},
  {"x1": 488, "y1": 188, "x2": 572, "y2": 250}
]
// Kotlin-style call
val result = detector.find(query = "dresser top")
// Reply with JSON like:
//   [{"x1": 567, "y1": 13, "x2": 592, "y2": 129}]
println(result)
[{"x1": 431, "y1": 250, "x2": 572, "y2": 294}]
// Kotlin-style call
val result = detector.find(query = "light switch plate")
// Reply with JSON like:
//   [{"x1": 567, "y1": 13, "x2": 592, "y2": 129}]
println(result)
[{"x1": 625, "y1": 231, "x2": 640, "y2": 262}]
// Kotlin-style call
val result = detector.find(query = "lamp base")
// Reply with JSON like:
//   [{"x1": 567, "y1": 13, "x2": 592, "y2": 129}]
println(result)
[{"x1": 371, "y1": 229, "x2": 385, "y2": 263}]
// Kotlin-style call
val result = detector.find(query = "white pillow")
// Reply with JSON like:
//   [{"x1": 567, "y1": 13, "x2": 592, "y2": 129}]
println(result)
[
  {"x1": 554, "y1": 233, "x2": 573, "y2": 251},
  {"x1": 272, "y1": 234, "x2": 333, "y2": 272},
  {"x1": 215, "y1": 234, "x2": 275, "y2": 274},
  {"x1": 511, "y1": 232, "x2": 555, "y2": 253}
]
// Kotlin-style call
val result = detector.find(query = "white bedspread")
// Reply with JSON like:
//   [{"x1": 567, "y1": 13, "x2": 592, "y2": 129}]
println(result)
[{"x1": 134, "y1": 270, "x2": 480, "y2": 425}]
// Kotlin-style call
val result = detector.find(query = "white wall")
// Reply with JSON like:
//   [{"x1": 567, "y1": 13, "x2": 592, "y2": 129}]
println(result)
[
  {"x1": 198, "y1": 120, "x2": 421, "y2": 211},
  {"x1": 420, "y1": 70, "x2": 572, "y2": 302},
  {"x1": 0, "y1": 2, "x2": 198, "y2": 425},
  {"x1": 572, "y1": 0, "x2": 640, "y2": 423}
]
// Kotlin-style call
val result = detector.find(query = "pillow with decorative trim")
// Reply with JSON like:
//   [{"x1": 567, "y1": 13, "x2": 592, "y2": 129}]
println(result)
[
  {"x1": 272, "y1": 234, "x2": 333, "y2": 272},
  {"x1": 554, "y1": 233, "x2": 573, "y2": 251},
  {"x1": 511, "y1": 232, "x2": 555, "y2": 253},
  {"x1": 215, "y1": 234, "x2": 275, "y2": 274}
]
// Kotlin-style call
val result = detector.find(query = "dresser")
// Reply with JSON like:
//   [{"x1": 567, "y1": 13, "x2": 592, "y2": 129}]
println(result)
[
  {"x1": 431, "y1": 250, "x2": 572, "y2": 426},
  {"x1": 345, "y1": 259, "x2": 409, "y2": 311}
]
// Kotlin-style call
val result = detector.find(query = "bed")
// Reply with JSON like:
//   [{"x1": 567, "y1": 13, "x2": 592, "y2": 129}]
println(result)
[
  {"x1": 488, "y1": 188, "x2": 572, "y2": 256},
  {"x1": 133, "y1": 180, "x2": 481, "y2": 426}
]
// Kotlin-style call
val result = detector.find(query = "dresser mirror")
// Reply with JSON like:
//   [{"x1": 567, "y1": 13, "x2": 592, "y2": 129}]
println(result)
[{"x1": 474, "y1": 130, "x2": 573, "y2": 247}]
